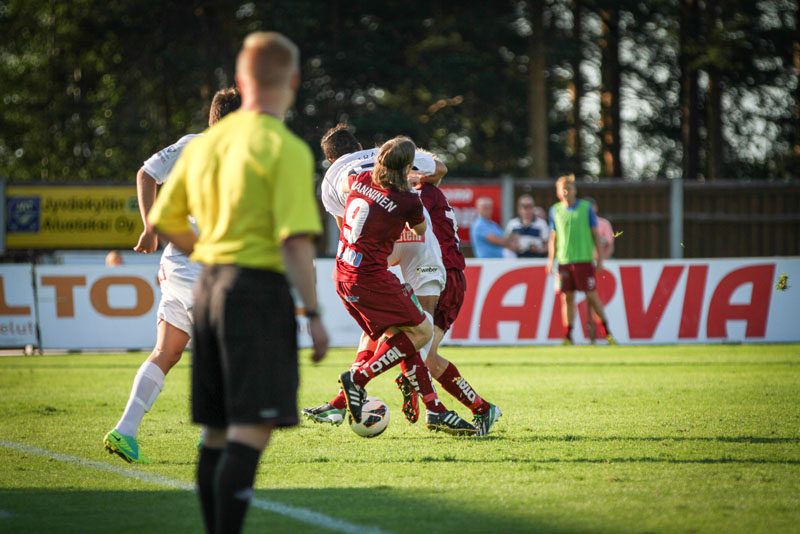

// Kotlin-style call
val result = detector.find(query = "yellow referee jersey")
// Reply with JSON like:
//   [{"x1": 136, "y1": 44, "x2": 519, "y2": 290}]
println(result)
[{"x1": 148, "y1": 110, "x2": 322, "y2": 272}]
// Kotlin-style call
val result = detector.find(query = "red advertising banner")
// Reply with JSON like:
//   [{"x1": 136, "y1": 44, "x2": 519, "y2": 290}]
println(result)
[{"x1": 438, "y1": 184, "x2": 502, "y2": 244}]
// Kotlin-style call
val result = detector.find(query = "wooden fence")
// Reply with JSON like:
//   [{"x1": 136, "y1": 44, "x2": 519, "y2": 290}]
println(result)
[{"x1": 513, "y1": 179, "x2": 800, "y2": 259}]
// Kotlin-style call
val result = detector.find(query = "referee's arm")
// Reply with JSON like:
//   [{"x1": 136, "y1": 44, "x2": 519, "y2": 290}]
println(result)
[{"x1": 281, "y1": 235, "x2": 329, "y2": 363}]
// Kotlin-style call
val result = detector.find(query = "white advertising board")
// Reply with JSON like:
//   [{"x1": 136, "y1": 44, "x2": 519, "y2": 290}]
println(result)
[
  {"x1": 4, "y1": 257, "x2": 797, "y2": 350},
  {"x1": 0, "y1": 264, "x2": 37, "y2": 347},
  {"x1": 34, "y1": 265, "x2": 158, "y2": 350},
  {"x1": 305, "y1": 257, "x2": 800, "y2": 347}
]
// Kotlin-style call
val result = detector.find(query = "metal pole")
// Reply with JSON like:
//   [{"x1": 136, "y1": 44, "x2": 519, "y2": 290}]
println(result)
[
  {"x1": 669, "y1": 177, "x2": 683, "y2": 258},
  {"x1": 501, "y1": 175, "x2": 515, "y2": 227}
]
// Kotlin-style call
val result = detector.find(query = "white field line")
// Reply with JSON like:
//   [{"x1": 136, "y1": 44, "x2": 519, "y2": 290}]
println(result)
[{"x1": 0, "y1": 440, "x2": 390, "y2": 534}]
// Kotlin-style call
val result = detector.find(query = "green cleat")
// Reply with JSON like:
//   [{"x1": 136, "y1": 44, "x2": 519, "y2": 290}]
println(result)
[
  {"x1": 103, "y1": 429, "x2": 150, "y2": 464},
  {"x1": 606, "y1": 334, "x2": 617, "y2": 345},
  {"x1": 473, "y1": 403, "x2": 503, "y2": 437},
  {"x1": 302, "y1": 403, "x2": 347, "y2": 426}
]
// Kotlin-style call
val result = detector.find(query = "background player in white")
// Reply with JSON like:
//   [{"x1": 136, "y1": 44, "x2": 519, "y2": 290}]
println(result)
[{"x1": 103, "y1": 88, "x2": 241, "y2": 464}]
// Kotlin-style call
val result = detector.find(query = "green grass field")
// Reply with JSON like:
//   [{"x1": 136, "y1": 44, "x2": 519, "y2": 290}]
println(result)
[{"x1": 1, "y1": 344, "x2": 799, "y2": 533}]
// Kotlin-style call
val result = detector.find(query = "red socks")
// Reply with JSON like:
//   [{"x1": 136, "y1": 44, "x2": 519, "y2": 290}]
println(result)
[
  {"x1": 436, "y1": 362, "x2": 490, "y2": 414},
  {"x1": 330, "y1": 350, "x2": 372, "y2": 409},
  {"x1": 354, "y1": 334, "x2": 416, "y2": 387},
  {"x1": 401, "y1": 353, "x2": 445, "y2": 413}
]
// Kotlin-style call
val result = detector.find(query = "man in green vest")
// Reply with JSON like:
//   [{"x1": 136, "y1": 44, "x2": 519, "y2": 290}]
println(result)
[{"x1": 546, "y1": 175, "x2": 616, "y2": 345}]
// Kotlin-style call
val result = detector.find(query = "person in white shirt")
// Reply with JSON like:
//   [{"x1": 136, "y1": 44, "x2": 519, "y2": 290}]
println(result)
[
  {"x1": 103, "y1": 88, "x2": 241, "y2": 464},
  {"x1": 505, "y1": 194, "x2": 550, "y2": 258}
]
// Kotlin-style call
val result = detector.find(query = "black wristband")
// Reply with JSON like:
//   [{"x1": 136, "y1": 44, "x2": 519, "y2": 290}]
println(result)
[{"x1": 304, "y1": 309, "x2": 320, "y2": 319}]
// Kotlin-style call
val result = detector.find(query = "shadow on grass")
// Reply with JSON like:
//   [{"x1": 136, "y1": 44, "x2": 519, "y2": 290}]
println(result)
[
  {"x1": 528, "y1": 435, "x2": 800, "y2": 444},
  {"x1": 0, "y1": 487, "x2": 595, "y2": 534}
]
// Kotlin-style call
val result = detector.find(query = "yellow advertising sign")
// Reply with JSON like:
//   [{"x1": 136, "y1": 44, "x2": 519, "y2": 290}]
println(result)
[{"x1": 5, "y1": 185, "x2": 143, "y2": 249}]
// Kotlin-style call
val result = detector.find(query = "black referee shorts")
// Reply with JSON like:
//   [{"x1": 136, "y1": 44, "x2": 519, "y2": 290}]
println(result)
[{"x1": 191, "y1": 264, "x2": 299, "y2": 428}]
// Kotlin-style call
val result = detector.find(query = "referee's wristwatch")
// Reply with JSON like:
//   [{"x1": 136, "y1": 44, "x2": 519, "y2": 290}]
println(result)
[{"x1": 304, "y1": 308, "x2": 321, "y2": 320}]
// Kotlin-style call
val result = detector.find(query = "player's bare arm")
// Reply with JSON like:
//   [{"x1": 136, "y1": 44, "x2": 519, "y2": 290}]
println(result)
[
  {"x1": 281, "y1": 235, "x2": 329, "y2": 363},
  {"x1": 151, "y1": 226, "x2": 197, "y2": 255},
  {"x1": 134, "y1": 169, "x2": 159, "y2": 253},
  {"x1": 591, "y1": 226, "x2": 604, "y2": 273},
  {"x1": 418, "y1": 159, "x2": 448, "y2": 186},
  {"x1": 546, "y1": 229, "x2": 557, "y2": 274},
  {"x1": 410, "y1": 219, "x2": 427, "y2": 236}
]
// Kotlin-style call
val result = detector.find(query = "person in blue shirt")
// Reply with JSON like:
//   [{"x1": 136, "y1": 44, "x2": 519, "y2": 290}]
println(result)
[{"x1": 470, "y1": 196, "x2": 517, "y2": 258}]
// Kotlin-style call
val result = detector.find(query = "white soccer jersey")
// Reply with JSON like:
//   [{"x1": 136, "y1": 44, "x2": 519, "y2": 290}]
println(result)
[
  {"x1": 320, "y1": 148, "x2": 444, "y2": 294},
  {"x1": 387, "y1": 205, "x2": 446, "y2": 295},
  {"x1": 141, "y1": 134, "x2": 202, "y2": 283},
  {"x1": 321, "y1": 148, "x2": 437, "y2": 218}
]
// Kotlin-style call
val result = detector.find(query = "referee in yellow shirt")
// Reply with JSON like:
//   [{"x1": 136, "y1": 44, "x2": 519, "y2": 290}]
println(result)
[{"x1": 148, "y1": 32, "x2": 328, "y2": 534}]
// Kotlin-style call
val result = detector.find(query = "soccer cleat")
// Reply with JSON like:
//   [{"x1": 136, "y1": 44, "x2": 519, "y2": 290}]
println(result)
[
  {"x1": 103, "y1": 429, "x2": 150, "y2": 464},
  {"x1": 561, "y1": 337, "x2": 573, "y2": 346},
  {"x1": 425, "y1": 410, "x2": 478, "y2": 436},
  {"x1": 394, "y1": 373, "x2": 419, "y2": 424},
  {"x1": 339, "y1": 371, "x2": 366, "y2": 424},
  {"x1": 301, "y1": 403, "x2": 347, "y2": 425},
  {"x1": 606, "y1": 334, "x2": 617, "y2": 345},
  {"x1": 473, "y1": 403, "x2": 503, "y2": 437}
]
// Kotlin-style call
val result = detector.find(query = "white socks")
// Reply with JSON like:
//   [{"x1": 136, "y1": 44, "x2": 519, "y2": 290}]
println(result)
[{"x1": 115, "y1": 361, "x2": 165, "y2": 437}]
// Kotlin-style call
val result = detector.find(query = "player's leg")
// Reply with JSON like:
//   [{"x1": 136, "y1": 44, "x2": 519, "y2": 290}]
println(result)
[
  {"x1": 303, "y1": 332, "x2": 375, "y2": 425},
  {"x1": 394, "y1": 292, "x2": 437, "y2": 423},
  {"x1": 562, "y1": 290, "x2": 576, "y2": 344},
  {"x1": 104, "y1": 320, "x2": 189, "y2": 463},
  {"x1": 423, "y1": 268, "x2": 501, "y2": 434},
  {"x1": 214, "y1": 423, "x2": 273, "y2": 534},
  {"x1": 585, "y1": 289, "x2": 615, "y2": 344},
  {"x1": 208, "y1": 265, "x2": 298, "y2": 534},
  {"x1": 197, "y1": 425, "x2": 225, "y2": 531}
]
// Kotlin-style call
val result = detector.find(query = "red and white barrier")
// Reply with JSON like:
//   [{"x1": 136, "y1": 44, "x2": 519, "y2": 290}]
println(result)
[{"x1": 0, "y1": 258, "x2": 797, "y2": 350}]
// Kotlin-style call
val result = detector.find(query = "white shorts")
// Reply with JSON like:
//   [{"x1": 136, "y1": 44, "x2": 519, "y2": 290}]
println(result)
[
  {"x1": 157, "y1": 267, "x2": 196, "y2": 336},
  {"x1": 388, "y1": 223, "x2": 445, "y2": 297}
]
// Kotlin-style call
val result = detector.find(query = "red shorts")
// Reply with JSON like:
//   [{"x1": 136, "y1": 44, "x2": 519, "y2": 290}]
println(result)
[
  {"x1": 336, "y1": 274, "x2": 425, "y2": 341},
  {"x1": 557, "y1": 262, "x2": 596, "y2": 292},
  {"x1": 434, "y1": 269, "x2": 466, "y2": 332}
]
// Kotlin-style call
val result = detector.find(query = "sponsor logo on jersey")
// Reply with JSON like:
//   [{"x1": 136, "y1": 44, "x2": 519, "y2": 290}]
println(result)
[
  {"x1": 417, "y1": 266, "x2": 440, "y2": 274},
  {"x1": 397, "y1": 228, "x2": 425, "y2": 243}
]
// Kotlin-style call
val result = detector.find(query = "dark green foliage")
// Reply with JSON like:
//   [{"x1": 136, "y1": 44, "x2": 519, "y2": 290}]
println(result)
[{"x1": 0, "y1": 0, "x2": 797, "y2": 182}]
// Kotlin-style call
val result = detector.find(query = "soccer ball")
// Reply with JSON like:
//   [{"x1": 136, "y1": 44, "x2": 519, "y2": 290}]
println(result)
[{"x1": 349, "y1": 396, "x2": 390, "y2": 438}]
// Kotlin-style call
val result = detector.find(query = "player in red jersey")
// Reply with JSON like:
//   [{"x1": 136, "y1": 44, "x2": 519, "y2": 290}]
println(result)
[
  {"x1": 403, "y1": 170, "x2": 503, "y2": 436},
  {"x1": 335, "y1": 137, "x2": 476, "y2": 435}
]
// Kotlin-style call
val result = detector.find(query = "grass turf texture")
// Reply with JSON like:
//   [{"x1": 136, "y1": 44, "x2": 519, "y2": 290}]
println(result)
[{"x1": 0, "y1": 345, "x2": 798, "y2": 533}]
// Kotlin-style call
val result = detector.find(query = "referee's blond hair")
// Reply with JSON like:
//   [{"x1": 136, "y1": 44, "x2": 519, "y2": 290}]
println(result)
[{"x1": 236, "y1": 31, "x2": 299, "y2": 88}]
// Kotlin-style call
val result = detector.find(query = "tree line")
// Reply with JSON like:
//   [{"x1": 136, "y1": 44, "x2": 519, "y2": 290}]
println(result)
[{"x1": 1, "y1": 0, "x2": 798, "y2": 183}]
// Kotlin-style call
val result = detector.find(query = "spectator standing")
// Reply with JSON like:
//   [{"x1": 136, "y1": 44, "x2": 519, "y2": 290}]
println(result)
[
  {"x1": 546, "y1": 175, "x2": 616, "y2": 345},
  {"x1": 470, "y1": 196, "x2": 517, "y2": 258},
  {"x1": 147, "y1": 31, "x2": 328, "y2": 534},
  {"x1": 584, "y1": 197, "x2": 615, "y2": 260},
  {"x1": 505, "y1": 194, "x2": 549, "y2": 258}
]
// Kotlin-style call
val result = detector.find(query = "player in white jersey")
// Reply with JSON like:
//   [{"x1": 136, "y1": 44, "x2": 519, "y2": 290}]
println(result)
[
  {"x1": 103, "y1": 88, "x2": 241, "y2": 464},
  {"x1": 303, "y1": 124, "x2": 456, "y2": 427}
]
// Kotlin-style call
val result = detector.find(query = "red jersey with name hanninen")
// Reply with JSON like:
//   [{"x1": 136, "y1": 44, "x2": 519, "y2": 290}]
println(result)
[
  {"x1": 335, "y1": 171, "x2": 425, "y2": 283},
  {"x1": 418, "y1": 183, "x2": 465, "y2": 271}
]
